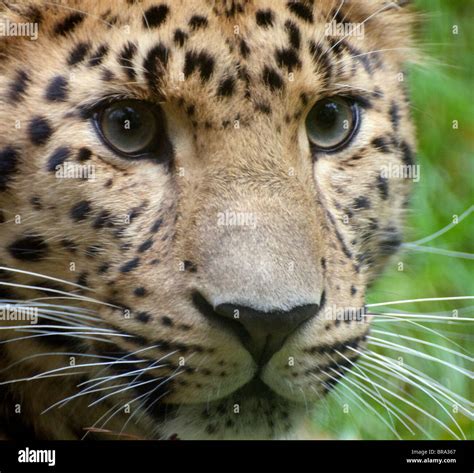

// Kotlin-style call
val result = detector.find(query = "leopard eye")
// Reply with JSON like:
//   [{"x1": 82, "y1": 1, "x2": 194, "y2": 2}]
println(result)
[
  {"x1": 306, "y1": 97, "x2": 360, "y2": 152},
  {"x1": 93, "y1": 99, "x2": 169, "y2": 159}
]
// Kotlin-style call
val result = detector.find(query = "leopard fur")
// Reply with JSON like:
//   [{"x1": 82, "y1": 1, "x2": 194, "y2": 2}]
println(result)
[{"x1": 0, "y1": 0, "x2": 416, "y2": 439}]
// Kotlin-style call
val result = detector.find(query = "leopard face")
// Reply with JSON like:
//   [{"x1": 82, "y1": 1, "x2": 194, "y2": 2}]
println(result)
[{"x1": 0, "y1": 0, "x2": 416, "y2": 439}]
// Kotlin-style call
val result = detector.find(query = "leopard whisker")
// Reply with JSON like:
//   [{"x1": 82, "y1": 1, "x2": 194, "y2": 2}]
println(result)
[
  {"x1": 321, "y1": 370, "x2": 407, "y2": 439},
  {"x1": 402, "y1": 244, "x2": 474, "y2": 260},
  {"x1": 367, "y1": 296, "x2": 474, "y2": 308},
  {"x1": 359, "y1": 351, "x2": 473, "y2": 414},
  {"x1": 371, "y1": 329, "x2": 473, "y2": 361},
  {"x1": 329, "y1": 350, "x2": 399, "y2": 431},
  {"x1": 0, "y1": 281, "x2": 119, "y2": 308},
  {"x1": 0, "y1": 266, "x2": 95, "y2": 293},
  {"x1": 357, "y1": 358, "x2": 467, "y2": 439},
  {"x1": 326, "y1": 369, "x2": 420, "y2": 437},
  {"x1": 328, "y1": 362, "x2": 461, "y2": 439},
  {"x1": 356, "y1": 347, "x2": 473, "y2": 410},
  {"x1": 371, "y1": 314, "x2": 471, "y2": 355},
  {"x1": 406, "y1": 205, "x2": 473, "y2": 246},
  {"x1": 96, "y1": 371, "x2": 182, "y2": 437},
  {"x1": 358, "y1": 358, "x2": 472, "y2": 422},
  {"x1": 367, "y1": 337, "x2": 472, "y2": 377},
  {"x1": 122, "y1": 363, "x2": 184, "y2": 434}
]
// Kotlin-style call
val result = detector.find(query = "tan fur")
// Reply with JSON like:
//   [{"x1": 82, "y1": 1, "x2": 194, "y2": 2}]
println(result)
[{"x1": 0, "y1": 0, "x2": 415, "y2": 439}]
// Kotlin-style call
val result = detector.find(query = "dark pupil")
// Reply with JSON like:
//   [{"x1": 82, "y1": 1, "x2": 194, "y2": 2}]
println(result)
[
  {"x1": 109, "y1": 106, "x2": 143, "y2": 134},
  {"x1": 314, "y1": 101, "x2": 339, "y2": 131}
]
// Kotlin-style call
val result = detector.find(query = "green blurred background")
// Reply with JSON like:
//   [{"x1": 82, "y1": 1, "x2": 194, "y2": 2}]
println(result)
[{"x1": 312, "y1": 0, "x2": 473, "y2": 440}]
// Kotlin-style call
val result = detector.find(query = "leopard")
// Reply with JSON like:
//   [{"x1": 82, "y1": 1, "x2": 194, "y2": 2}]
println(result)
[{"x1": 0, "y1": 0, "x2": 417, "y2": 440}]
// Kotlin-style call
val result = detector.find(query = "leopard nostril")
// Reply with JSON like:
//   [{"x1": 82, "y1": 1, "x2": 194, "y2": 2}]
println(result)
[{"x1": 193, "y1": 291, "x2": 318, "y2": 365}]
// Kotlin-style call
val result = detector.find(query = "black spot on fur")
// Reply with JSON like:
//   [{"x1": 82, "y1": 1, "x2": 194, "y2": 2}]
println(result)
[
  {"x1": 255, "y1": 9, "x2": 274, "y2": 27},
  {"x1": 60, "y1": 238, "x2": 78, "y2": 253},
  {"x1": 118, "y1": 42, "x2": 138, "y2": 79},
  {"x1": 372, "y1": 137, "x2": 391, "y2": 153},
  {"x1": 285, "y1": 20, "x2": 301, "y2": 50},
  {"x1": 308, "y1": 41, "x2": 332, "y2": 82},
  {"x1": 173, "y1": 29, "x2": 188, "y2": 47},
  {"x1": 183, "y1": 260, "x2": 197, "y2": 273},
  {"x1": 98, "y1": 263, "x2": 110, "y2": 274},
  {"x1": 380, "y1": 227, "x2": 402, "y2": 255},
  {"x1": 137, "y1": 311, "x2": 151, "y2": 323},
  {"x1": 376, "y1": 175, "x2": 389, "y2": 200},
  {"x1": 7, "y1": 70, "x2": 30, "y2": 103},
  {"x1": 262, "y1": 66, "x2": 284, "y2": 91},
  {"x1": 77, "y1": 272, "x2": 88, "y2": 287},
  {"x1": 134, "y1": 287, "x2": 146, "y2": 297},
  {"x1": 45, "y1": 75, "x2": 69, "y2": 102},
  {"x1": 120, "y1": 257, "x2": 140, "y2": 273},
  {"x1": 255, "y1": 102, "x2": 271, "y2": 115},
  {"x1": 239, "y1": 39, "x2": 250, "y2": 58},
  {"x1": 78, "y1": 147, "x2": 92, "y2": 162},
  {"x1": 54, "y1": 13, "x2": 85, "y2": 36},
  {"x1": 350, "y1": 285, "x2": 357, "y2": 296},
  {"x1": 353, "y1": 196, "x2": 371, "y2": 210},
  {"x1": 189, "y1": 15, "x2": 208, "y2": 30},
  {"x1": 30, "y1": 196, "x2": 42, "y2": 210},
  {"x1": 143, "y1": 43, "x2": 169, "y2": 89},
  {"x1": 161, "y1": 316, "x2": 173, "y2": 327},
  {"x1": 67, "y1": 42, "x2": 91, "y2": 66},
  {"x1": 47, "y1": 146, "x2": 71, "y2": 172},
  {"x1": 70, "y1": 200, "x2": 92, "y2": 221},
  {"x1": 138, "y1": 238, "x2": 153, "y2": 253},
  {"x1": 287, "y1": 1, "x2": 314, "y2": 23},
  {"x1": 89, "y1": 44, "x2": 109, "y2": 67},
  {"x1": 0, "y1": 146, "x2": 19, "y2": 191},
  {"x1": 275, "y1": 48, "x2": 301, "y2": 71},
  {"x1": 93, "y1": 210, "x2": 112, "y2": 229},
  {"x1": 28, "y1": 116, "x2": 53, "y2": 146},
  {"x1": 184, "y1": 50, "x2": 215, "y2": 82},
  {"x1": 400, "y1": 141, "x2": 414, "y2": 166},
  {"x1": 8, "y1": 235, "x2": 48, "y2": 261},
  {"x1": 143, "y1": 4, "x2": 170, "y2": 28},
  {"x1": 389, "y1": 101, "x2": 400, "y2": 131},
  {"x1": 217, "y1": 77, "x2": 236, "y2": 97},
  {"x1": 101, "y1": 69, "x2": 115, "y2": 82}
]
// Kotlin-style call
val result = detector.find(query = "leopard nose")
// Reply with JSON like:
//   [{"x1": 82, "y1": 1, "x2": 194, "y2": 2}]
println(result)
[
  {"x1": 215, "y1": 303, "x2": 318, "y2": 365},
  {"x1": 193, "y1": 292, "x2": 318, "y2": 365}
]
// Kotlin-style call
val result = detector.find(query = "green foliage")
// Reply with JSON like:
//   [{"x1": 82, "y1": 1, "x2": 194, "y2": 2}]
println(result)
[{"x1": 313, "y1": 0, "x2": 473, "y2": 440}]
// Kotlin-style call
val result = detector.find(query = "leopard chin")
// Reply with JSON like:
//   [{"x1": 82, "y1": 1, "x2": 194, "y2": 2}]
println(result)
[
  {"x1": 152, "y1": 379, "x2": 306, "y2": 440},
  {"x1": 0, "y1": 0, "x2": 416, "y2": 440}
]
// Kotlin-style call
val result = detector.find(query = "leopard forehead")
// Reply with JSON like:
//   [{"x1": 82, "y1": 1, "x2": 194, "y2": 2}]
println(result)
[{"x1": 0, "y1": 0, "x2": 417, "y2": 440}]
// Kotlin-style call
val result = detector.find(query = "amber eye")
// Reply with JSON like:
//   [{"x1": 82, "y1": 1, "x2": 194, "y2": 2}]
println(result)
[
  {"x1": 306, "y1": 97, "x2": 360, "y2": 152},
  {"x1": 93, "y1": 99, "x2": 171, "y2": 160}
]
